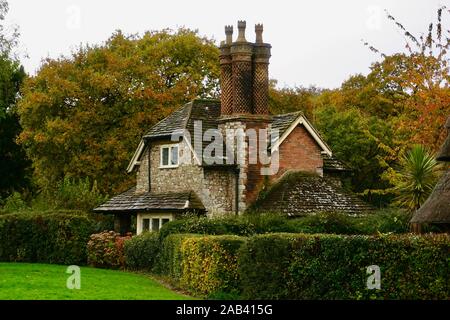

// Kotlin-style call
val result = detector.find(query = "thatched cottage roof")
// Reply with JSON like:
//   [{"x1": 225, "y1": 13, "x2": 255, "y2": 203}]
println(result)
[
  {"x1": 410, "y1": 169, "x2": 450, "y2": 224},
  {"x1": 411, "y1": 115, "x2": 450, "y2": 225}
]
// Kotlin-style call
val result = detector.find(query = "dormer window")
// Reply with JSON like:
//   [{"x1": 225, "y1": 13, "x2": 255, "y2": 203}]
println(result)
[{"x1": 160, "y1": 144, "x2": 179, "y2": 168}]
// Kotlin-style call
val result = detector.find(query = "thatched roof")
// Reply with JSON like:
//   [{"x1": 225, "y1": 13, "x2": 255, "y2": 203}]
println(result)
[
  {"x1": 436, "y1": 116, "x2": 450, "y2": 161},
  {"x1": 410, "y1": 169, "x2": 450, "y2": 224}
]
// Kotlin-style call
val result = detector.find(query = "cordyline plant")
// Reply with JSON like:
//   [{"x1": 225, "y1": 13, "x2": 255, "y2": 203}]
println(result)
[{"x1": 394, "y1": 144, "x2": 440, "y2": 211}]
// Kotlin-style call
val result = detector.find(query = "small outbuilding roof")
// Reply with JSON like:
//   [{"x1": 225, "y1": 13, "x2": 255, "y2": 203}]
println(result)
[
  {"x1": 251, "y1": 171, "x2": 372, "y2": 216},
  {"x1": 93, "y1": 188, "x2": 205, "y2": 213}
]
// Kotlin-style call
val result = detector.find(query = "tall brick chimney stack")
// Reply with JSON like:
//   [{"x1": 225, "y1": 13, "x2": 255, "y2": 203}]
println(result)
[
  {"x1": 252, "y1": 24, "x2": 271, "y2": 114},
  {"x1": 219, "y1": 26, "x2": 233, "y2": 115},
  {"x1": 219, "y1": 21, "x2": 271, "y2": 116}
]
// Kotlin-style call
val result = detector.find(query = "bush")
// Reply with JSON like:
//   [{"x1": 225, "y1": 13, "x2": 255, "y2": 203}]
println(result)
[
  {"x1": 159, "y1": 210, "x2": 411, "y2": 239},
  {"x1": 87, "y1": 231, "x2": 131, "y2": 269},
  {"x1": 157, "y1": 233, "x2": 200, "y2": 280},
  {"x1": 180, "y1": 235, "x2": 245, "y2": 298},
  {"x1": 0, "y1": 211, "x2": 104, "y2": 264},
  {"x1": 238, "y1": 233, "x2": 450, "y2": 299},
  {"x1": 2, "y1": 192, "x2": 29, "y2": 212},
  {"x1": 159, "y1": 216, "x2": 255, "y2": 240},
  {"x1": 124, "y1": 232, "x2": 160, "y2": 271}
]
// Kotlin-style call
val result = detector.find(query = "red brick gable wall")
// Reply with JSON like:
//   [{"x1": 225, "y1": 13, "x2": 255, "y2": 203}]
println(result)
[{"x1": 273, "y1": 125, "x2": 323, "y2": 180}]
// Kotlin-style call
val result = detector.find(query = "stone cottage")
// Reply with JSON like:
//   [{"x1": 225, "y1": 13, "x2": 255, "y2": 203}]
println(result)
[{"x1": 94, "y1": 21, "x2": 370, "y2": 234}]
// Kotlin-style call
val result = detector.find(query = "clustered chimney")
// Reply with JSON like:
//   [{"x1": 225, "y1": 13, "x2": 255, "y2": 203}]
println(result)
[{"x1": 220, "y1": 21, "x2": 271, "y2": 116}]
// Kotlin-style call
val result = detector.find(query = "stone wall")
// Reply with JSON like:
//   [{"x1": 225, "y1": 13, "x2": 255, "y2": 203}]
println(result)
[
  {"x1": 135, "y1": 145, "x2": 150, "y2": 193},
  {"x1": 146, "y1": 139, "x2": 235, "y2": 217}
]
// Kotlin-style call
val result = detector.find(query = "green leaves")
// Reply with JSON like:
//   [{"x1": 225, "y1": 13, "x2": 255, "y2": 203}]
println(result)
[{"x1": 394, "y1": 144, "x2": 440, "y2": 210}]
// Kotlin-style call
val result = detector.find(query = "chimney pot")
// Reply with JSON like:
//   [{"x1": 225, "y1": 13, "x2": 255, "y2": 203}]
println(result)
[
  {"x1": 236, "y1": 20, "x2": 247, "y2": 42},
  {"x1": 225, "y1": 25, "x2": 233, "y2": 45},
  {"x1": 255, "y1": 24, "x2": 263, "y2": 44}
]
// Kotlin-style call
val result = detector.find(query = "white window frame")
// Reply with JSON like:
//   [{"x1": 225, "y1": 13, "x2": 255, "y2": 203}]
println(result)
[
  {"x1": 137, "y1": 213, "x2": 174, "y2": 234},
  {"x1": 159, "y1": 144, "x2": 179, "y2": 168}
]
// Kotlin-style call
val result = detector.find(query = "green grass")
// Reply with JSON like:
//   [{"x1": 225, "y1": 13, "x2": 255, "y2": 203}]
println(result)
[{"x1": 0, "y1": 263, "x2": 192, "y2": 300}]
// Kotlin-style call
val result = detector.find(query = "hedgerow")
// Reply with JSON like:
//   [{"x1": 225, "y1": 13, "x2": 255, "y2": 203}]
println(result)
[{"x1": 0, "y1": 211, "x2": 110, "y2": 264}]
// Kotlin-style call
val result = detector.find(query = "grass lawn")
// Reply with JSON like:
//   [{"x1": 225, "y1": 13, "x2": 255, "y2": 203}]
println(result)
[{"x1": 0, "y1": 263, "x2": 192, "y2": 300}]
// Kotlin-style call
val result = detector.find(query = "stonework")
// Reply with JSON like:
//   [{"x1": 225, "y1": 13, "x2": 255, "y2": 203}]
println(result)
[{"x1": 135, "y1": 138, "x2": 235, "y2": 217}]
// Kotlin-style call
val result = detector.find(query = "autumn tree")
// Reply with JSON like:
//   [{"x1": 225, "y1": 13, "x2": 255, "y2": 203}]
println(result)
[
  {"x1": 268, "y1": 79, "x2": 322, "y2": 118},
  {"x1": 363, "y1": 7, "x2": 450, "y2": 150},
  {"x1": 17, "y1": 28, "x2": 220, "y2": 194}
]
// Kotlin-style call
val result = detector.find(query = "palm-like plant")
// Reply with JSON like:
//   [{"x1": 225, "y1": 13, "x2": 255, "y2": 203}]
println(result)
[{"x1": 394, "y1": 145, "x2": 440, "y2": 211}]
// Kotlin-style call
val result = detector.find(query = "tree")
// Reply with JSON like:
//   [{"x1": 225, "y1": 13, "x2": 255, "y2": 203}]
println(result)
[
  {"x1": 363, "y1": 7, "x2": 450, "y2": 151},
  {"x1": 313, "y1": 105, "x2": 398, "y2": 205},
  {"x1": 268, "y1": 80, "x2": 322, "y2": 118},
  {"x1": 17, "y1": 28, "x2": 220, "y2": 194},
  {"x1": 0, "y1": 0, "x2": 31, "y2": 199},
  {"x1": 393, "y1": 145, "x2": 440, "y2": 211}
]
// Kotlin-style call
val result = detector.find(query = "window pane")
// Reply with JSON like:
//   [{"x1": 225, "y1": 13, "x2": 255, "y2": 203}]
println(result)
[
  {"x1": 143, "y1": 219, "x2": 150, "y2": 231},
  {"x1": 171, "y1": 146, "x2": 178, "y2": 165},
  {"x1": 151, "y1": 218, "x2": 160, "y2": 231},
  {"x1": 161, "y1": 147, "x2": 169, "y2": 166},
  {"x1": 162, "y1": 218, "x2": 170, "y2": 226}
]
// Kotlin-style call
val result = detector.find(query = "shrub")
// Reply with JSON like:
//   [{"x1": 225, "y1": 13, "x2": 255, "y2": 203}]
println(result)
[
  {"x1": 157, "y1": 233, "x2": 200, "y2": 279},
  {"x1": 159, "y1": 210, "x2": 411, "y2": 240},
  {"x1": 2, "y1": 192, "x2": 29, "y2": 212},
  {"x1": 159, "y1": 216, "x2": 255, "y2": 240},
  {"x1": 180, "y1": 235, "x2": 245, "y2": 298},
  {"x1": 238, "y1": 233, "x2": 450, "y2": 299},
  {"x1": 124, "y1": 232, "x2": 160, "y2": 271},
  {"x1": 288, "y1": 212, "x2": 359, "y2": 234},
  {"x1": 0, "y1": 211, "x2": 103, "y2": 264},
  {"x1": 87, "y1": 231, "x2": 131, "y2": 269}
]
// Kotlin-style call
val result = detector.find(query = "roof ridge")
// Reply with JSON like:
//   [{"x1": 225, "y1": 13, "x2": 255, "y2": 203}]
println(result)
[{"x1": 273, "y1": 110, "x2": 303, "y2": 117}]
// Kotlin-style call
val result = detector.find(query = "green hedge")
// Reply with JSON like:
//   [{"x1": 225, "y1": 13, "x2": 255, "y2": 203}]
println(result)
[
  {"x1": 0, "y1": 212, "x2": 109, "y2": 264},
  {"x1": 238, "y1": 233, "x2": 450, "y2": 299},
  {"x1": 180, "y1": 235, "x2": 245, "y2": 298},
  {"x1": 124, "y1": 232, "x2": 160, "y2": 271},
  {"x1": 158, "y1": 211, "x2": 411, "y2": 239}
]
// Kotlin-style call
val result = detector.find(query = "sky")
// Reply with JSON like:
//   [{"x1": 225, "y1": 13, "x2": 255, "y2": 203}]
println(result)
[{"x1": 5, "y1": 0, "x2": 448, "y2": 89}]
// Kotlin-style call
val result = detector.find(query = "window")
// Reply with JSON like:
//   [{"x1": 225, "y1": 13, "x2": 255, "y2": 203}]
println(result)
[
  {"x1": 143, "y1": 218, "x2": 150, "y2": 231},
  {"x1": 138, "y1": 214, "x2": 173, "y2": 234},
  {"x1": 151, "y1": 218, "x2": 160, "y2": 232},
  {"x1": 160, "y1": 144, "x2": 179, "y2": 168}
]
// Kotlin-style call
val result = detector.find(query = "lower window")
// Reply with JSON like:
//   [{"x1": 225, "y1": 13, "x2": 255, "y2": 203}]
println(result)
[{"x1": 139, "y1": 215, "x2": 173, "y2": 234}]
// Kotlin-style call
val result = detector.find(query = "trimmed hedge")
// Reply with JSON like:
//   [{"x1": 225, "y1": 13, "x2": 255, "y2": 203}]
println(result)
[
  {"x1": 180, "y1": 235, "x2": 245, "y2": 298},
  {"x1": 158, "y1": 211, "x2": 411, "y2": 239},
  {"x1": 238, "y1": 233, "x2": 450, "y2": 299},
  {"x1": 124, "y1": 232, "x2": 160, "y2": 271},
  {"x1": 0, "y1": 212, "x2": 109, "y2": 264}
]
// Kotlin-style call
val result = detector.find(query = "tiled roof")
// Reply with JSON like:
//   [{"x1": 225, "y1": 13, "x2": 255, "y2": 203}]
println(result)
[
  {"x1": 252, "y1": 171, "x2": 372, "y2": 216},
  {"x1": 271, "y1": 111, "x2": 302, "y2": 137},
  {"x1": 93, "y1": 187, "x2": 205, "y2": 213},
  {"x1": 144, "y1": 101, "x2": 192, "y2": 139}
]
